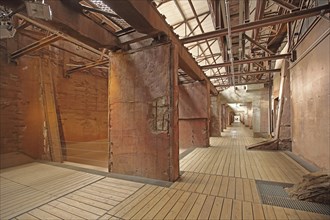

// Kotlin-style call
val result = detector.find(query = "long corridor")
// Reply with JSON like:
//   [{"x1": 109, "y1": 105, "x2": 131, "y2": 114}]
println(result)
[{"x1": 1, "y1": 123, "x2": 328, "y2": 219}]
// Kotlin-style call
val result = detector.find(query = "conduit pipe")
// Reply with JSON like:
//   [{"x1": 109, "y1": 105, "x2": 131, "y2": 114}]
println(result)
[{"x1": 225, "y1": 0, "x2": 235, "y2": 87}]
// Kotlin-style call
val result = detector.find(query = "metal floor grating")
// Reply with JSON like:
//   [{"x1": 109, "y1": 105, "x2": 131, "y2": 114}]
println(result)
[{"x1": 256, "y1": 180, "x2": 330, "y2": 216}]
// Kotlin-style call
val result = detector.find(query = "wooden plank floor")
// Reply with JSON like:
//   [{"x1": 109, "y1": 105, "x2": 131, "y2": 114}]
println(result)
[
  {"x1": 180, "y1": 124, "x2": 309, "y2": 184},
  {"x1": 1, "y1": 123, "x2": 328, "y2": 219},
  {"x1": 0, "y1": 163, "x2": 143, "y2": 219}
]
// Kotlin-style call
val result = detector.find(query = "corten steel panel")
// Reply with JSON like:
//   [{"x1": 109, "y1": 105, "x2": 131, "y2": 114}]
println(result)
[
  {"x1": 210, "y1": 96, "x2": 221, "y2": 137},
  {"x1": 290, "y1": 20, "x2": 330, "y2": 170},
  {"x1": 179, "y1": 81, "x2": 209, "y2": 119},
  {"x1": 55, "y1": 71, "x2": 108, "y2": 141},
  {"x1": 0, "y1": 51, "x2": 44, "y2": 159},
  {"x1": 52, "y1": 42, "x2": 108, "y2": 167},
  {"x1": 109, "y1": 43, "x2": 179, "y2": 181},
  {"x1": 179, "y1": 119, "x2": 209, "y2": 149},
  {"x1": 179, "y1": 81, "x2": 210, "y2": 148}
]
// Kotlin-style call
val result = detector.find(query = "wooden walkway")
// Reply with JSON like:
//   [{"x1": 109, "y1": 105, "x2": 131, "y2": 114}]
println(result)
[{"x1": 1, "y1": 123, "x2": 328, "y2": 219}]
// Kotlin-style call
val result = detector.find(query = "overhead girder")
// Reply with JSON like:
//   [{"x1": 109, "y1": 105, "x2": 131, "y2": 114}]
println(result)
[
  {"x1": 0, "y1": 0, "x2": 121, "y2": 50},
  {"x1": 104, "y1": 0, "x2": 218, "y2": 95},
  {"x1": 182, "y1": 4, "x2": 330, "y2": 44},
  {"x1": 202, "y1": 53, "x2": 291, "y2": 69}
]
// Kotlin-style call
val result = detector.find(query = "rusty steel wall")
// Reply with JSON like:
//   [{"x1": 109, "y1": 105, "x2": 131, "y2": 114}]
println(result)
[
  {"x1": 210, "y1": 96, "x2": 221, "y2": 137},
  {"x1": 290, "y1": 19, "x2": 330, "y2": 170},
  {"x1": 179, "y1": 119, "x2": 208, "y2": 149},
  {"x1": 179, "y1": 81, "x2": 210, "y2": 149},
  {"x1": 0, "y1": 54, "x2": 44, "y2": 159},
  {"x1": 109, "y1": 43, "x2": 179, "y2": 181},
  {"x1": 0, "y1": 36, "x2": 109, "y2": 168}
]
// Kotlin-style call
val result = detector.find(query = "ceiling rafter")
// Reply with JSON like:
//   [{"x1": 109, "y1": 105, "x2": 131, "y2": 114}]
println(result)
[
  {"x1": 187, "y1": 13, "x2": 210, "y2": 37},
  {"x1": 272, "y1": 0, "x2": 299, "y2": 11},
  {"x1": 187, "y1": 0, "x2": 224, "y2": 82},
  {"x1": 202, "y1": 53, "x2": 291, "y2": 69},
  {"x1": 182, "y1": 4, "x2": 330, "y2": 44},
  {"x1": 172, "y1": 0, "x2": 219, "y2": 79},
  {"x1": 172, "y1": 11, "x2": 210, "y2": 31},
  {"x1": 208, "y1": 69, "x2": 281, "y2": 79}
]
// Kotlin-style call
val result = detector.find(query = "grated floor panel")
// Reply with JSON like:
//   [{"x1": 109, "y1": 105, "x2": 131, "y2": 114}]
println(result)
[{"x1": 256, "y1": 180, "x2": 330, "y2": 216}]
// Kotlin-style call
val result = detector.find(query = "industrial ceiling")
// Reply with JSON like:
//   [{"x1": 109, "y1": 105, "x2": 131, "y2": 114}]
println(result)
[{"x1": 1, "y1": 0, "x2": 329, "y2": 92}]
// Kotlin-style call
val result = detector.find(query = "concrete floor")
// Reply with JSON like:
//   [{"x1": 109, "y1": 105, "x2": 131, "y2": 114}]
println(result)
[{"x1": 1, "y1": 123, "x2": 328, "y2": 219}]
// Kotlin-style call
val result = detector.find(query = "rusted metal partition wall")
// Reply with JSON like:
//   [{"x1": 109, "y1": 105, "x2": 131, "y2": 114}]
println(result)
[
  {"x1": 210, "y1": 95, "x2": 222, "y2": 137},
  {"x1": 109, "y1": 43, "x2": 179, "y2": 181},
  {"x1": 179, "y1": 81, "x2": 210, "y2": 150}
]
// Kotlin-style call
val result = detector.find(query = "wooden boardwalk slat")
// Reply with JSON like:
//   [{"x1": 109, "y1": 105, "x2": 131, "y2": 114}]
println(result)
[
  {"x1": 227, "y1": 177, "x2": 236, "y2": 199},
  {"x1": 186, "y1": 194, "x2": 207, "y2": 219},
  {"x1": 164, "y1": 191, "x2": 191, "y2": 220},
  {"x1": 197, "y1": 195, "x2": 215, "y2": 220},
  {"x1": 243, "y1": 201, "x2": 253, "y2": 220},
  {"x1": 2, "y1": 124, "x2": 325, "y2": 220},
  {"x1": 57, "y1": 197, "x2": 106, "y2": 216},
  {"x1": 235, "y1": 177, "x2": 244, "y2": 201},
  {"x1": 209, "y1": 197, "x2": 224, "y2": 219},
  {"x1": 262, "y1": 204, "x2": 277, "y2": 220},
  {"x1": 15, "y1": 213, "x2": 40, "y2": 220},
  {"x1": 28, "y1": 209, "x2": 61, "y2": 220},
  {"x1": 253, "y1": 203, "x2": 265, "y2": 220},
  {"x1": 98, "y1": 214, "x2": 114, "y2": 220},
  {"x1": 71, "y1": 191, "x2": 119, "y2": 206},
  {"x1": 49, "y1": 200, "x2": 99, "y2": 219},
  {"x1": 210, "y1": 175, "x2": 222, "y2": 196},
  {"x1": 218, "y1": 176, "x2": 229, "y2": 197},
  {"x1": 231, "y1": 199, "x2": 242, "y2": 220},
  {"x1": 38, "y1": 204, "x2": 82, "y2": 220},
  {"x1": 220, "y1": 198, "x2": 232, "y2": 219},
  {"x1": 174, "y1": 192, "x2": 199, "y2": 220},
  {"x1": 132, "y1": 187, "x2": 169, "y2": 219},
  {"x1": 153, "y1": 190, "x2": 184, "y2": 219},
  {"x1": 284, "y1": 208, "x2": 300, "y2": 220},
  {"x1": 142, "y1": 189, "x2": 177, "y2": 220},
  {"x1": 273, "y1": 206, "x2": 289, "y2": 220},
  {"x1": 295, "y1": 210, "x2": 311, "y2": 220},
  {"x1": 122, "y1": 187, "x2": 163, "y2": 219},
  {"x1": 202, "y1": 174, "x2": 216, "y2": 195},
  {"x1": 107, "y1": 185, "x2": 155, "y2": 216}
]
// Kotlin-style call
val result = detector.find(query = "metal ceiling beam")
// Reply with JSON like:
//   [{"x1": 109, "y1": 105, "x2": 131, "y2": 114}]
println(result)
[
  {"x1": 173, "y1": 0, "x2": 218, "y2": 80},
  {"x1": 1, "y1": 0, "x2": 121, "y2": 49},
  {"x1": 182, "y1": 4, "x2": 330, "y2": 44},
  {"x1": 202, "y1": 53, "x2": 291, "y2": 69},
  {"x1": 172, "y1": 11, "x2": 209, "y2": 30},
  {"x1": 208, "y1": 68, "x2": 281, "y2": 79},
  {"x1": 66, "y1": 60, "x2": 109, "y2": 75},
  {"x1": 15, "y1": 14, "x2": 109, "y2": 58},
  {"x1": 188, "y1": 0, "x2": 223, "y2": 83},
  {"x1": 11, "y1": 34, "x2": 61, "y2": 60},
  {"x1": 46, "y1": 0, "x2": 120, "y2": 49},
  {"x1": 244, "y1": 33, "x2": 274, "y2": 55},
  {"x1": 105, "y1": 0, "x2": 218, "y2": 95},
  {"x1": 272, "y1": 0, "x2": 299, "y2": 11},
  {"x1": 187, "y1": 13, "x2": 210, "y2": 37},
  {"x1": 215, "y1": 80, "x2": 270, "y2": 87},
  {"x1": 253, "y1": 0, "x2": 266, "y2": 41}
]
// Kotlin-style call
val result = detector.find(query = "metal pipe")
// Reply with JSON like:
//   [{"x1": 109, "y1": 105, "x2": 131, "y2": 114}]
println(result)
[{"x1": 225, "y1": 0, "x2": 235, "y2": 86}]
